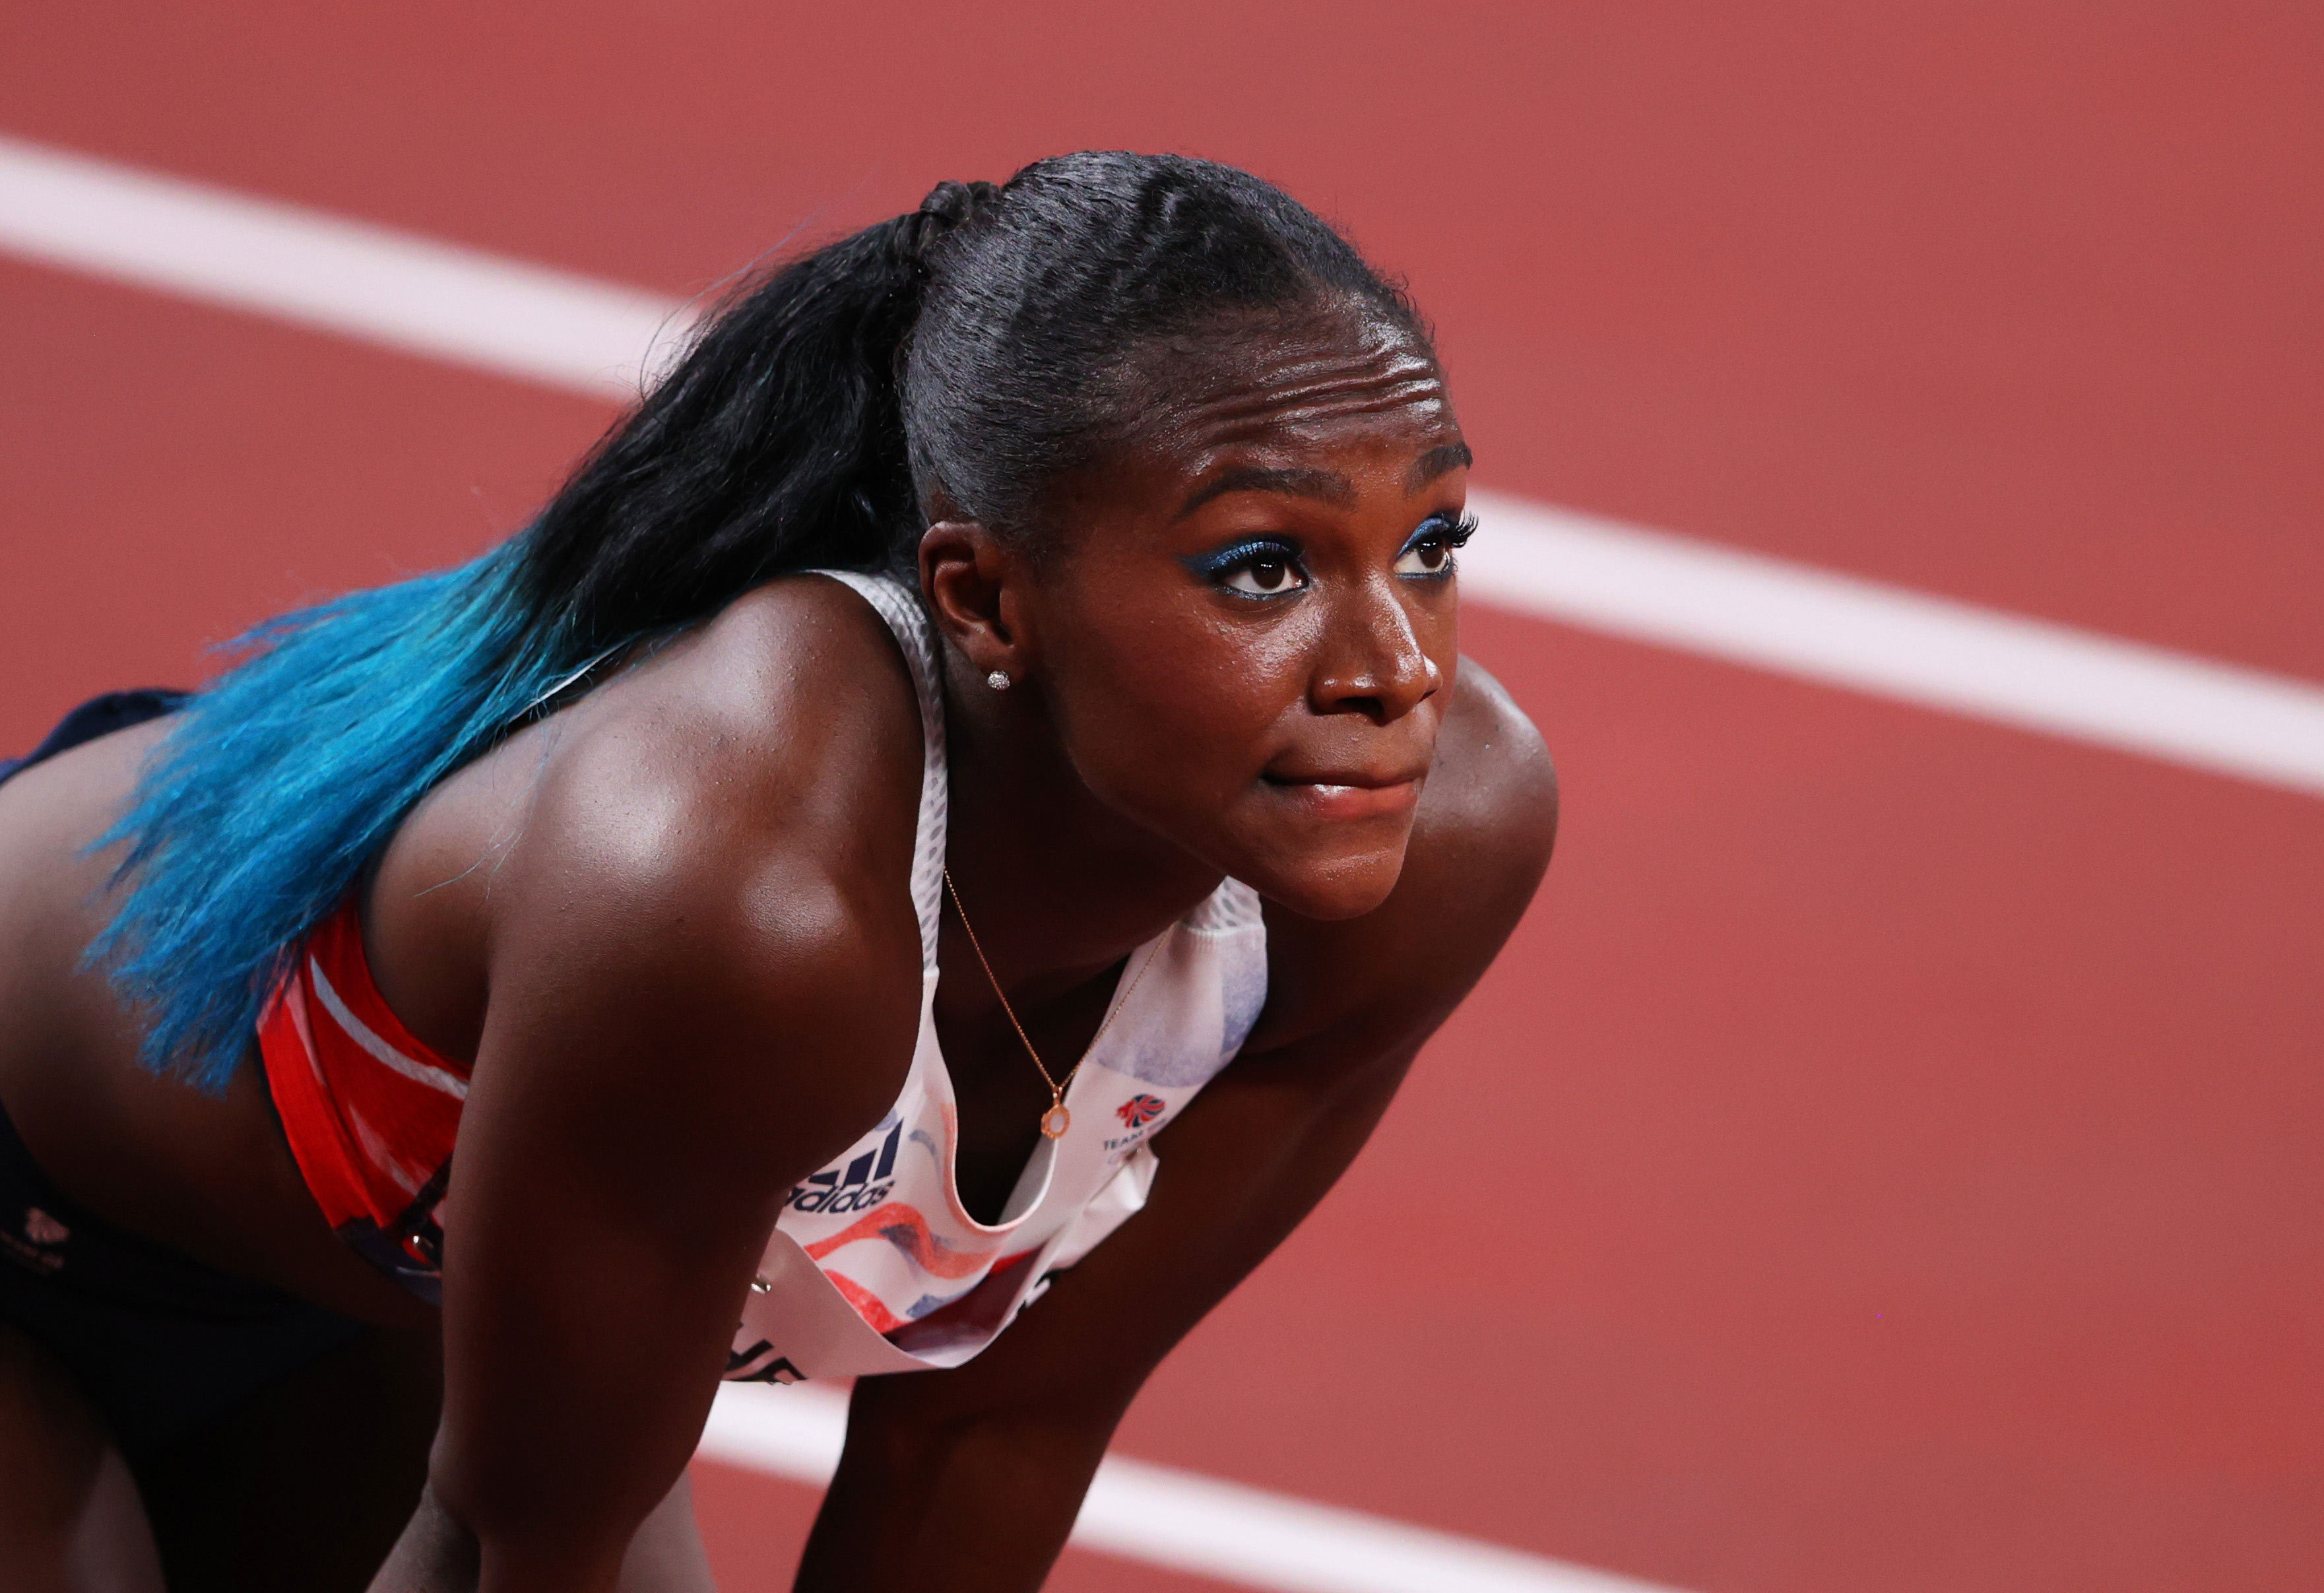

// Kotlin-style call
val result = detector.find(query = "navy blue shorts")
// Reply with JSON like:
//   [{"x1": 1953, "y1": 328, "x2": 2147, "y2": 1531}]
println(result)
[{"x1": 0, "y1": 690, "x2": 368, "y2": 1460}]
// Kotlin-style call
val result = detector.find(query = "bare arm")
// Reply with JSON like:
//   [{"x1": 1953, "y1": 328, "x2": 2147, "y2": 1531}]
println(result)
[
  {"x1": 363, "y1": 853, "x2": 919, "y2": 1593},
  {"x1": 796, "y1": 665, "x2": 1557, "y2": 1591},
  {"x1": 361, "y1": 597, "x2": 931, "y2": 1593}
]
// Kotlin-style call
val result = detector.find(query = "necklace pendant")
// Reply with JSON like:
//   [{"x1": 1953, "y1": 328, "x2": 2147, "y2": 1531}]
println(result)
[{"x1": 1039, "y1": 1103, "x2": 1072, "y2": 1140}]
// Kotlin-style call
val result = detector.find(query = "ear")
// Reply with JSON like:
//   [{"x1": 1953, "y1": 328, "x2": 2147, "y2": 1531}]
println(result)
[{"x1": 918, "y1": 520, "x2": 1033, "y2": 684}]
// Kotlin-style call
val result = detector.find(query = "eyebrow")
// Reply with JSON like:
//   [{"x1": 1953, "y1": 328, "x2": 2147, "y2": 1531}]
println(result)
[
  {"x1": 1407, "y1": 442, "x2": 1473, "y2": 492},
  {"x1": 1173, "y1": 442, "x2": 1475, "y2": 521},
  {"x1": 1175, "y1": 466, "x2": 1355, "y2": 520}
]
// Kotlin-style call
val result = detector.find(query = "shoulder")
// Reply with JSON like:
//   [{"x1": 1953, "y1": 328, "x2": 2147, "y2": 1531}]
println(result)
[
  {"x1": 540, "y1": 572, "x2": 924, "y2": 876},
  {"x1": 1249, "y1": 658, "x2": 1555, "y2": 1061},
  {"x1": 373, "y1": 574, "x2": 929, "y2": 1130},
  {"x1": 1408, "y1": 656, "x2": 1559, "y2": 883}
]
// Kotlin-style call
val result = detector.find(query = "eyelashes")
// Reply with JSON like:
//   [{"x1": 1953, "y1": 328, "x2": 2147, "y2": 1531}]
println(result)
[
  {"x1": 1402, "y1": 511, "x2": 1478, "y2": 557},
  {"x1": 1186, "y1": 537, "x2": 1299, "y2": 580}
]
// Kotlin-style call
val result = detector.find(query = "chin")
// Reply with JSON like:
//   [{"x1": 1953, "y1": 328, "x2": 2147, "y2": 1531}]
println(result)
[{"x1": 1239, "y1": 843, "x2": 1409, "y2": 921}]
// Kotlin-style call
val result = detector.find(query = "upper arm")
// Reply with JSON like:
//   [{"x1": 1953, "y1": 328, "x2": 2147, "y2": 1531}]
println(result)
[
  {"x1": 419, "y1": 595, "x2": 927, "y2": 1581},
  {"x1": 433, "y1": 845, "x2": 917, "y2": 1579}
]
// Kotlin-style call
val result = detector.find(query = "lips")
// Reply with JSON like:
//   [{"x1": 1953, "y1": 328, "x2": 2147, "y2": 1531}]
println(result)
[{"x1": 1260, "y1": 767, "x2": 1425, "y2": 820}]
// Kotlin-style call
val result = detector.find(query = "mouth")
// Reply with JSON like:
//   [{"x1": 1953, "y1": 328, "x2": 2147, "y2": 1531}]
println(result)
[{"x1": 1259, "y1": 767, "x2": 1425, "y2": 820}]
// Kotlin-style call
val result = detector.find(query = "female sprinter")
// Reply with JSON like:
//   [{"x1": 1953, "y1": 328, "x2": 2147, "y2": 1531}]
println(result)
[{"x1": 0, "y1": 152, "x2": 1553, "y2": 1590}]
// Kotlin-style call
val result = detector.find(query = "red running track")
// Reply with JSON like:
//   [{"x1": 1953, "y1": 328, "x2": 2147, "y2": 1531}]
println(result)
[{"x1": 2, "y1": 6, "x2": 2320, "y2": 1589}]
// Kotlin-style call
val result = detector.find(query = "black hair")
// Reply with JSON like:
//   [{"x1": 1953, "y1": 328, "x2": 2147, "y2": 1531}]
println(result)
[
  {"x1": 95, "y1": 150, "x2": 1429, "y2": 1087},
  {"x1": 519, "y1": 149, "x2": 1427, "y2": 651}
]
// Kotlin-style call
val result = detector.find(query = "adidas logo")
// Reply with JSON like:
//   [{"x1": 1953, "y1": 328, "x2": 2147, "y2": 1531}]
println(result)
[
  {"x1": 725, "y1": 1340, "x2": 806, "y2": 1384},
  {"x1": 786, "y1": 1121, "x2": 901, "y2": 1216}
]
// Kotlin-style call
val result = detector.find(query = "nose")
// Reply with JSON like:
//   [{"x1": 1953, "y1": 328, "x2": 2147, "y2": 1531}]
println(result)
[{"x1": 1310, "y1": 574, "x2": 1442, "y2": 725}]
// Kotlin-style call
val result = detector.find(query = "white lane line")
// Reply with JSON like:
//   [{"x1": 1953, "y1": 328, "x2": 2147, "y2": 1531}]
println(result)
[
  {"x1": 700, "y1": 1382, "x2": 1682, "y2": 1593},
  {"x1": 0, "y1": 132, "x2": 688, "y2": 399},
  {"x1": 1464, "y1": 491, "x2": 2324, "y2": 797},
  {"x1": 5, "y1": 130, "x2": 2321, "y2": 799}
]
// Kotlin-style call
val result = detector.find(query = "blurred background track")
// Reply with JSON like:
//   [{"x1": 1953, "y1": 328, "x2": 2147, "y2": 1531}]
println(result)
[{"x1": 2, "y1": 6, "x2": 2319, "y2": 1589}]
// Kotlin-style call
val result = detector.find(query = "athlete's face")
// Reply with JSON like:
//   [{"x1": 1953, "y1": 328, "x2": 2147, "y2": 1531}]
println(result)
[{"x1": 990, "y1": 305, "x2": 1468, "y2": 919}]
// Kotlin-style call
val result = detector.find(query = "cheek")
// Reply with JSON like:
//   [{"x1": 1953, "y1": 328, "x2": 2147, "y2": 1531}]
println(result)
[{"x1": 1042, "y1": 602, "x2": 1309, "y2": 824}]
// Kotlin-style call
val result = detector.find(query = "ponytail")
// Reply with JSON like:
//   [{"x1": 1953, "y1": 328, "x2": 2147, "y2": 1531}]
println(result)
[
  {"x1": 93, "y1": 191, "x2": 983, "y2": 1089},
  {"x1": 517, "y1": 190, "x2": 988, "y2": 647}
]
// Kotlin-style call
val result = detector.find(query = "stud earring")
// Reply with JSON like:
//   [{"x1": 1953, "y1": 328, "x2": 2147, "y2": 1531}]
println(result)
[{"x1": 986, "y1": 670, "x2": 1012, "y2": 692}]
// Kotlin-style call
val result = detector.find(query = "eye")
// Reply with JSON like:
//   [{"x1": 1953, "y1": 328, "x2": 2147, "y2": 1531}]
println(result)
[
  {"x1": 1395, "y1": 540, "x2": 1453, "y2": 576},
  {"x1": 1394, "y1": 512, "x2": 1476, "y2": 579},
  {"x1": 1223, "y1": 552, "x2": 1305, "y2": 595},
  {"x1": 1190, "y1": 538, "x2": 1310, "y2": 598}
]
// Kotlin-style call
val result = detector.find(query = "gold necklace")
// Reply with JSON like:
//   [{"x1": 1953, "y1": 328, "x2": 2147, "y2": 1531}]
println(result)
[{"x1": 942, "y1": 869, "x2": 1157, "y2": 1140}]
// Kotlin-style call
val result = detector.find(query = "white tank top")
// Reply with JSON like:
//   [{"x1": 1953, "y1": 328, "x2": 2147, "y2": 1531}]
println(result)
[{"x1": 723, "y1": 571, "x2": 1270, "y2": 1385}]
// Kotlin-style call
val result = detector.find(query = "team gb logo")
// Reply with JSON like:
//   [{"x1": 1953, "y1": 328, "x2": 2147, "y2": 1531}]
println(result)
[{"x1": 1115, "y1": 1093, "x2": 1167, "y2": 1130}]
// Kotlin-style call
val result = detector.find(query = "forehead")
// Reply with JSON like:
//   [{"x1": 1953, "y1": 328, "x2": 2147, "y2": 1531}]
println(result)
[{"x1": 1111, "y1": 305, "x2": 1458, "y2": 484}]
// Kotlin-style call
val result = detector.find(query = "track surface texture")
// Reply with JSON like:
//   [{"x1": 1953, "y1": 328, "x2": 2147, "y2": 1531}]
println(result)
[{"x1": 3, "y1": 5, "x2": 2320, "y2": 1590}]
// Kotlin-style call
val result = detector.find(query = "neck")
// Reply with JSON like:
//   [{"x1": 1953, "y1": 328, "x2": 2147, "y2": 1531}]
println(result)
[{"x1": 935, "y1": 649, "x2": 1223, "y2": 1000}]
